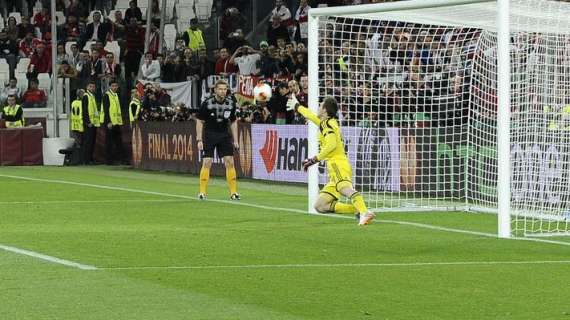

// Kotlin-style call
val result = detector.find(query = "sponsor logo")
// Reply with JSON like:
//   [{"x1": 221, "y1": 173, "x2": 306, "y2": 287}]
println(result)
[
  {"x1": 260, "y1": 130, "x2": 278, "y2": 173},
  {"x1": 259, "y1": 129, "x2": 309, "y2": 174}
]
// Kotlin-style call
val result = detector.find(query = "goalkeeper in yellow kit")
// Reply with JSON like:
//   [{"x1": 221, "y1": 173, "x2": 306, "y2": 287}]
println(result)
[{"x1": 287, "y1": 95, "x2": 375, "y2": 225}]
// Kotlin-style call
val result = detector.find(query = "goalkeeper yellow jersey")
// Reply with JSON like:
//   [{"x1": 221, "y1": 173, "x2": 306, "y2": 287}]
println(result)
[{"x1": 297, "y1": 106, "x2": 348, "y2": 162}]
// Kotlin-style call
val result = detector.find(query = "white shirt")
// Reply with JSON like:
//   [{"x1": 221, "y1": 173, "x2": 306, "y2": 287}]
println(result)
[
  {"x1": 295, "y1": 5, "x2": 311, "y2": 39},
  {"x1": 91, "y1": 22, "x2": 100, "y2": 40},
  {"x1": 141, "y1": 60, "x2": 161, "y2": 80},
  {"x1": 270, "y1": 5, "x2": 291, "y2": 23},
  {"x1": 365, "y1": 33, "x2": 390, "y2": 68},
  {"x1": 234, "y1": 53, "x2": 261, "y2": 75}
]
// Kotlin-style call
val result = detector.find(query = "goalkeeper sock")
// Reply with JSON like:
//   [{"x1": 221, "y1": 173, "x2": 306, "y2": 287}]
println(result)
[
  {"x1": 333, "y1": 202, "x2": 357, "y2": 214},
  {"x1": 199, "y1": 167, "x2": 210, "y2": 194},
  {"x1": 226, "y1": 167, "x2": 238, "y2": 195},
  {"x1": 349, "y1": 191, "x2": 368, "y2": 214}
]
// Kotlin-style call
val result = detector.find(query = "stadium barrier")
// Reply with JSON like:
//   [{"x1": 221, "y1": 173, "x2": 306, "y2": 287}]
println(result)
[
  {"x1": 131, "y1": 121, "x2": 252, "y2": 178},
  {"x1": 130, "y1": 121, "x2": 570, "y2": 207},
  {"x1": 0, "y1": 127, "x2": 43, "y2": 165}
]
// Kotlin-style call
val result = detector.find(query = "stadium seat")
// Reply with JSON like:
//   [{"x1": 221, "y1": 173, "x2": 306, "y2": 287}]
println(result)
[
  {"x1": 83, "y1": 41, "x2": 95, "y2": 52},
  {"x1": 55, "y1": 11, "x2": 66, "y2": 25},
  {"x1": 0, "y1": 59, "x2": 9, "y2": 74},
  {"x1": 116, "y1": 0, "x2": 131, "y2": 9},
  {"x1": 65, "y1": 42, "x2": 77, "y2": 58},
  {"x1": 9, "y1": 12, "x2": 21, "y2": 24},
  {"x1": 15, "y1": 73, "x2": 28, "y2": 92},
  {"x1": 178, "y1": 0, "x2": 194, "y2": 6},
  {"x1": 177, "y1": 7, "x2": 196, "y2": 31},
  {"x1": 108, "y1": 9, "x2": 127, "y2": 22},
  {"x1": 16, "y1": 58, "x2": 31, "y2": 74},
  {"x1": 195, "y1": 0, "x2": 213, "y2": 21},
  {"x1": 37, "y1": 73, "x2": 51, "y2": 91},
  {"x1": 164, "y1": 24, "x2": 177, "y2": 51},
  {"x1": 163, "y1": 0, "x2": 177, "y2": 20},
  {"x1": 0, "y1": 73, "x2": 8, "y2": 87}
]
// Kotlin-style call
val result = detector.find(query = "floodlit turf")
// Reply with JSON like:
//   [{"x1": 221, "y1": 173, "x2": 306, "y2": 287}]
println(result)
[{"x1": 1, "y1": 166, "x2": 569, "y2": 320}]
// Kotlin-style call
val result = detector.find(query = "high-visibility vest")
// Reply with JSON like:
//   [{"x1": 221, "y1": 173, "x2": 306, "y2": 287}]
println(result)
[
  {"x1": 186, "y1": 28, "x2": 205, "y2": 51},
  {"x1": 337, "y1": 56, "x2": 348, "y2": 71},
  {"x1": 86, "y1": 91, "x2": 100, "y2": 127},
  {"x1": 561, "y1": 105, "x2": 570, "y2": 130},
  {"x1": 129, "y1": 98, "x2": 141, "y2": 123},
  {"x1": 3, "y1": 104, "x2": 24, "y2": 128},
  {"x1": 100, "y1": 90, "x2": 123, "y2": 125},
  {"x1": 70, "y1": 99, "x2": 84, "y2": 132}
]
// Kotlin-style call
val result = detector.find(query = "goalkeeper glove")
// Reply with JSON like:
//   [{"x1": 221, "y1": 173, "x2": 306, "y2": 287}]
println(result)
[
  {"x1": 286, "y1": 94, "x2": 300, "y2": 112},
  {"x1": 302, "y1": 156, "x2": 319, "y2": 171}
]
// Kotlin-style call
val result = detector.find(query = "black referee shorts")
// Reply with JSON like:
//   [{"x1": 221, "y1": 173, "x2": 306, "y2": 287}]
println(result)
[{"x1": 202, "y1": 131, "x2": 234, "y2": 158}]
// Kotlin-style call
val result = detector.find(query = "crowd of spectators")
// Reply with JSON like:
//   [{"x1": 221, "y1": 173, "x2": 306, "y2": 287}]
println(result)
[
  {"x1": 145, "y1": 0, "x2": 476, "y2": 127},
  {"x1": 0, "y1": 0, "x2": 477, "y2": 129},
  {"x1": 317, "y1": 17, "x2": 479, "y2": 128}
]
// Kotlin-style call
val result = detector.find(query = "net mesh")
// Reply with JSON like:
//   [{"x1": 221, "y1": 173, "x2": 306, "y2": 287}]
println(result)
[{"x1": 314, "y1": 0, "x2": 570, "y2": 236}]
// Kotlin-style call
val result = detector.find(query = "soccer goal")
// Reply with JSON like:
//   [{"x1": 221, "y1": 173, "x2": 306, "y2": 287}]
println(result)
[{"x1": 306, "y1": 0, "x2": 570, "y2": 238}]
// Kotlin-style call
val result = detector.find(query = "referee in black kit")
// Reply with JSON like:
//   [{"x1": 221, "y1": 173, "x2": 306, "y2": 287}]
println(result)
[{"x1": 196, "y1": 79, "x2": 241, "y2": 200}]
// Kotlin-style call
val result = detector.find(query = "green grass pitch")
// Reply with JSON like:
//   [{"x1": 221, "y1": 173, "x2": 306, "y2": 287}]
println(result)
[{"x1": 0, "y1": 166, "x2": 569, "y2": 319}]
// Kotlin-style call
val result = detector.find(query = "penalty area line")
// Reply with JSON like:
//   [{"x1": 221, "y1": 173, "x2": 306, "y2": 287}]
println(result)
[
  {"x1": 1, "y1": 173, "x2": 569, "y2": 247},
  {"x1": 98, "y1": 260, "x2": 570, "y2": 271},
  {"x1": 0, "y1": 244, "x2": 97, "y2": 270}
]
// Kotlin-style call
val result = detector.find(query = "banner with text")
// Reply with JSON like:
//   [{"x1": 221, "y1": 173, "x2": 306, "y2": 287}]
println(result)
[
  {"x1": 138, "y1": 80, "x2": 193, "y2": 106},
  {"x1": 131, "y1": 121, "x2": 252, "y2": 178},
  {"x1": 251, "y1": 124, "x2": 360, "y2": 183}
]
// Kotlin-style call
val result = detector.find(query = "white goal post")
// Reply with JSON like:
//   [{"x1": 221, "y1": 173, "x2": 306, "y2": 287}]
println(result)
[{"x1": 307, "y1": 0, "x2": 570, "y2": 238}]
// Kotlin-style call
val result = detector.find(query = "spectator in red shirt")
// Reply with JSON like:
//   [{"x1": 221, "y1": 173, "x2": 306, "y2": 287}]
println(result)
[
  {"x1": 65, "y1": 0, "x2": 89, "y2": 19},
  {"x1": 219, "y1": 7, "x2": 246, "y2": 44},
  {"x1": 124, "y1": 16, "x2": 146, "y2": 84},
  {"x1": 90, "y1": 41, "x2": 109, "y2": 60},
  {"x1": 148, "y1": 23, "x2": 160, "y2": 58},
  {"x1": 62, "y1": 15, "x2": 82, "y2": 42},
  {"x1": 293, "y1": 0, "x2": 310, "y2": 45},
  {"x1": 22, "y1": 79, "x2": 47, "y2": 108},
  {"x1": 27, "y1": 42, "x2": 52, "y2": 80},
  {"x1": 33, "y1": 7, "x2": 50, "y2": 30},
  {"x1": 19, "y1": 32, "x2": 41, "y2": 58},
  {"x1": 214, "y1": 47, "x2": 238, "y2": 75}
]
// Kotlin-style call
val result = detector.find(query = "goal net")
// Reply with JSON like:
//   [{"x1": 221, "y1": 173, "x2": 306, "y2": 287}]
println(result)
[{"x1": 308, "y1": 0, "x2": 570, "y2": 237}]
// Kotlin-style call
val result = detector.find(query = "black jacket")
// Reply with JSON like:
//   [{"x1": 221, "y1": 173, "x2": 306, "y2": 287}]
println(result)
[{"x1": 83, "y1": 22, "x2": 111, "y2": 44}]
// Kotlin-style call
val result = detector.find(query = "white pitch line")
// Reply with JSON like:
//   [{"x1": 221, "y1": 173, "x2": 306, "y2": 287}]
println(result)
[
  {"x1": 0, "y1": 244, "x2": 97, "y2": 270},
  {"x1": 0, "y1": 199, "x2": 190, "y2": 205},
  {"x1": 1, "y1": 173, "x2": 570, "y2": 247},
  {"x1": 0, "y1": 173, "x2": 308, "y2": 213},
  {"x1": 98, "y1": 260, "x2": 570, "y2": 271}
]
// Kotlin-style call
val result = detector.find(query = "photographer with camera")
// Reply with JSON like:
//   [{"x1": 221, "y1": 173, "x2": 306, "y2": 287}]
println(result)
[
  {"x1": 235, "y1": 101, "x2": 254, "y2": 123},
  {"x1": 141, "y1": 86, "x2": 161, "y2": 121},
  {"x1": 129, "y1": 89, "x2": 142, "y2": 124},
  {"x1": 229, "y1": 45, "x2": 261, "y2": 76}
]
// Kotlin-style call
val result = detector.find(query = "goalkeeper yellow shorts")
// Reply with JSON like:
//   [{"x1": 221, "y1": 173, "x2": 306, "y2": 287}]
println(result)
[{"x1": 320, "y1": 160, "x2": 354, "y2": 200}]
